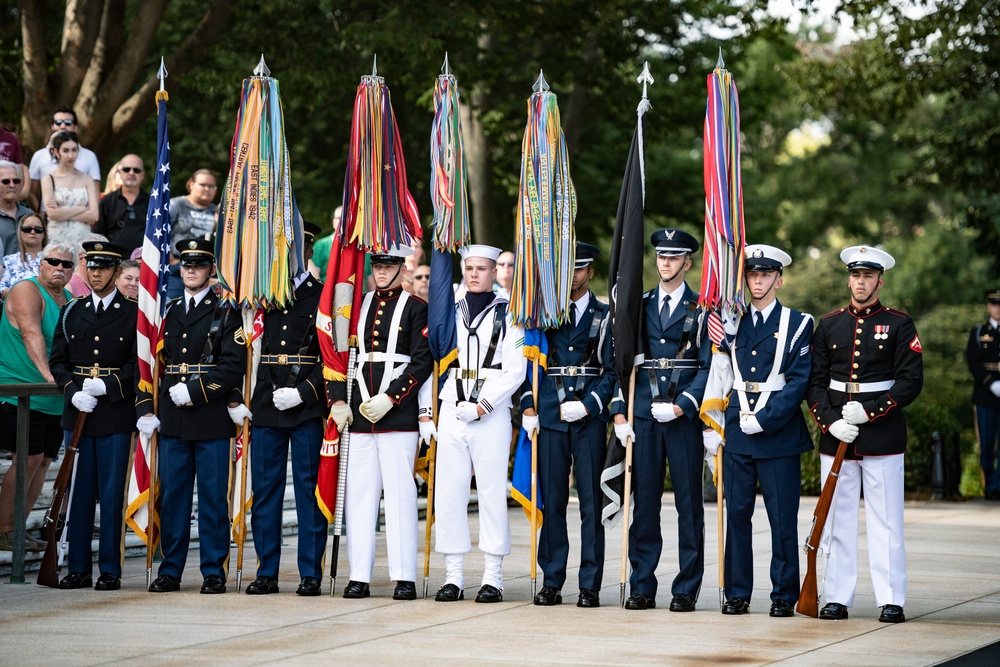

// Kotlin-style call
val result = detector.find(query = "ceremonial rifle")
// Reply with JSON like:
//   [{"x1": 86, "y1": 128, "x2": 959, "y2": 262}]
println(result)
[
  {"x1": 422, "y1": 361, "x2": 439, "y2": 598},
  {"x1": 329, "y1": 346, "x2": 358, "y2": 595},
  {"x1": 796, "y1": 439, "x2": 849, "y2": 617},
  {"x1": 37, "y1": 413, "x2": 86, "y2": 588}
]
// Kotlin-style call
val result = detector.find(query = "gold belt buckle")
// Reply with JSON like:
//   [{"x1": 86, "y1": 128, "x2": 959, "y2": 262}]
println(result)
[
  {"x1": 278, "y1": 354, "x2": 289, "y2": 365},
  {"x1": 745, "y1": 381, "x2": 760, "y2": 392},
  {"x1": 178, "y1": 363, "x2": 189, "y2": 375},
  {"x1": 368, "y1": 352, "x2": 377, "y2": 363},
  {"x1": 461, "y1": 369, "x2": 476, "y2": 380},
  {"x1": 845, "y1": 382, "x2": 860, "y2": 393},
  {"x1": 89, "y1": 365, "x2": 100, "y2": 378}
]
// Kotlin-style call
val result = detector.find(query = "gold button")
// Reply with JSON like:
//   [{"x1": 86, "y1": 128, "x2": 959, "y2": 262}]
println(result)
[
  {"x1": 282, "y1": 325, "x2": 287, "y2": 330},
  {"x1": 855, "y1": 340, "x2": 861, "y2": 345},
  {"x1": 887, "y1": 400, "x2": 892, "y2": 406},
  {"x1": 280, "y1": 341, "x2": 287, "y2": 346},
  {"x1": 856, "y1": 328, "x2": 862, "y2": 334},
  {"x1": 858, "y1": 319, "x2": 864, "y2": 324},
  {"x1": 832, "y1": 344, "x2": 838, "y2": 349},
  {"x1": 182, "y1": 333, "x2": 187, "y2": 338},
  {"x1": 94, "y1": 336, "x2": 100, "y2": 342},
  {"x1": 93, "y1": 349, "x2": 99, "y2": 355},
  {"x1": 853, "y1": 363, "x2": 859, "y2": 368},
  {"x1": 380, "y1": 301, "x2": 386, "y2": 306},
  {"x1": 879, "y1": 345, "x2": 884, "y2": 349},
  {"x1": 377, "y1": 310, "x2": 383, "y2": 315},
  {"x1": 180, "y1": 376, "x2": 187, "y2": 381},
  {"x1": 751, "y1": 351, "x2": 757, "y2": 356},
  {"x1": 182, "y1": 347, "x2": 187, "y2": 353},
  {"x1": 852, "y1": 374, "x2": 858, "y2": 379},
  {"x1": 750, "y1": 367, "x2": 756, "y2": 372},
  {"x1": 375, "y1": 320, "x2": 381, "y2": 325},
  {"x1": 854, "y1": 351, "x2": 860, "y2": 356},
  {"x1": 749, "y1": 399, "x2": 755, "y2": 404},
  {"x1": 373, "y1": 341, "x2": 380, "y2": 347},
  {"x1": 282, "y1": 310, "x2": 288, "y2": 314},
  {"x1": 373, "y1": 331, "x2": 379, "y2": 337}
]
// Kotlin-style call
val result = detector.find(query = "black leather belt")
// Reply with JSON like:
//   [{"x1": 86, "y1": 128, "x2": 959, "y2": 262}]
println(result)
[
  {"x1": 548, "y1": 366, "x2": 602, "y2": 378},
  {"x1": 72, "y1": 365, "x2": 120, "y2": 378},
  {"x1": 164, "y1": 363, "x2": 217, "y2": 375},
  {"x1": 261, "y1": 354, "x2": 319, "y2": 365}
]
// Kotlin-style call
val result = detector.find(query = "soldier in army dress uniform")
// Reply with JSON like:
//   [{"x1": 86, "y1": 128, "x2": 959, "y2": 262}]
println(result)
[
  {"x1": 966, "y1": 290, "x2": 1000, "y2": 500},
  {"x1": 49, "y1": 241, "x2": 137, "y2": 591},
  {"x1": 138, "y1": 239, "x2": 249, "y2": 594},
  {"x1": 807, "y1": 245, "x2": 923, "y2": 623}
]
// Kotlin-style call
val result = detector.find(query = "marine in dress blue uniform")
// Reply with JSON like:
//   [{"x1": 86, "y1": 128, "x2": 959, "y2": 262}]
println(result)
[
  {"x1": 966, "y1": 290, "x2": 1000, "y2": 500},
  {"x1": 49, "y1": 241, "x2": 137, "y2": 591},
  {"x1": 139, "y1": 239, "x2": 247, "y2": 594},
  {"x1": 806, "y1": 246, "x2": 923, "y2": 624},
  {"x1": 521, "y1": 243, "x2": 615, "y2": 608},
  {"x1": 245, "y1": 222, "x2": 328, "y2": 597},
  {"x1": 709, "y1": 245, "x2": 814, "y2": 617},
  {"x1": 612, "y1": 228, "x2": 711, "y2": 611}
]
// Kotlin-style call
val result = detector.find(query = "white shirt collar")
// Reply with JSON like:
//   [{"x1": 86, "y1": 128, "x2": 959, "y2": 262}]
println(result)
[
  {"x1": 571, "y1": 291, "x2": 591, "y2": 317},
  {"x1": 294, "y1": 270, "x2": 310, "y2": 290},
  {"x1": 185, "y1": 286, "x2": 212, "y2": 309},
  {"x1": 92, "y1": 289, "x2": 117, "y2": 311},
  {"x1": 658, "y1": 282, "x2": 686, "y2": 315},
  {"x1": 991, "y1": 318, "x2": 1000, "y2": 330},
  {"x1": 751, "y1": 299, "x2": 778, "y2": 323}
]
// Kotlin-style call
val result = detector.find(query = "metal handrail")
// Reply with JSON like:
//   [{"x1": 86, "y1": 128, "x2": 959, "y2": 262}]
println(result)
[{"x1": 1, "y1": 382, "x2": 63, "y2": 584}]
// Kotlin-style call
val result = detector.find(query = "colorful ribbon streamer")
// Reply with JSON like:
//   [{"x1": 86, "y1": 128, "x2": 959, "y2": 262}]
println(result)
[{"x1": 430, "y1": 69, "x2": 471, "y2": 252}]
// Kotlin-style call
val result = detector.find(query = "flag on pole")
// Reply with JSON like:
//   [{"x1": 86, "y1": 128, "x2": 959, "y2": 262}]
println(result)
[
  {"x1": 230, "y1": 308, "x2": 264, "y2": 541},
  {"x1": 126, "y1": 88, "x2": 171, "y2": 545},
  {"x1": 510, "y1": 328, "x2": 547, "y2": 527},
  {"x1": 600, "y1": 65, "x2": 652, "y2": 529},
  {"x1": 430, "y1": 53, "x2": 470, "y2": 252}
]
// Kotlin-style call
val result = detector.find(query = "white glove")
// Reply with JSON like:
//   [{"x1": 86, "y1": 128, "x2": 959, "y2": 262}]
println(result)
[
  {"x1": 842, "y1": 401, "x2": 869, "y2": 425},
  {"x1": 990, "y1": 381, "x2": 1000, "y2": 397},
  {"x1": 82, "y1": 378, "x2": 107, "y2": 397},
  {"x1": 703, "y1": 429, "x2": 723, "y2": 456},
  {"x1": 455, "y1": 401, "x2": 481, "y2": 423},
  {"x1": 829, "y1": 418, "x2": 860, "y2": 443},
  {"x1": 272, "y1": 387, "x2": 303, "y2": 411},
  {"x1": 418, "y1": 419, "x2": 437, "y2": 445},
  {"x1": 521, "y1": 414, "x2": 540, "y2": 437},
  {"x1": 740, "y1": 414, "x2": 764, "y2": 435},
  {"x1": 169, "y1": 383, "x2": 192, "y2": 407},
  {"x1": 705, "y1": 450, "x2": 717, "y2": 476},
  {"x1": 614, "y1": 420, "x2": 636, "y2": 443},
  {"x1": 360, "y1": 394, "x2": 393, "y2": 423},
  {"x1": 650, "y1": 402, "x2": 679, "y2": 423},
  {"x1": 227, "y1": 403, "x2": 252, "y2": 425},
  {"x1": 559, "y1": 401, "x2": 588, "y2": 423},
  {"x1": 328, "y1": 403, "x2": 353, "y2": 432},
  {"x1": 136, "y1": 414, "x2": 160, "y2": 438},
  {"x1": 71, "y1": 391, "x2": 97, "y2": 413}
]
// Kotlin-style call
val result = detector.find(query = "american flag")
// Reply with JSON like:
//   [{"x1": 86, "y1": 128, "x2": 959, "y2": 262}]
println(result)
[{"x1": 126, "y1": 91, "x2": 171, "y2": 545}]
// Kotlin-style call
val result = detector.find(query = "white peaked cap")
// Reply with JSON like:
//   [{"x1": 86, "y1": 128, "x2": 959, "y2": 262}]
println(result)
[{"x1": 840, "y1": 245, "x2": 895, "y2": 271}]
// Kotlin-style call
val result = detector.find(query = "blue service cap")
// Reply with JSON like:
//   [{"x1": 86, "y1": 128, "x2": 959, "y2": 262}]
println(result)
[
  {"x1": 650, "y1": 228, "x2": 699, "y2": 256},
  {"x1": 575, "y1": 242, "x2": 601, "y2": 268}
]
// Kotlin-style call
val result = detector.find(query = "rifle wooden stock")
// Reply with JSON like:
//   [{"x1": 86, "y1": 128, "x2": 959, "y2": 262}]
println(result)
[
  {"x1": 796, "y1": 439, "x2": 849, "y2": 617},
  {"x1": 37, "y1": 412, "x2": 87, "y2": 588}
]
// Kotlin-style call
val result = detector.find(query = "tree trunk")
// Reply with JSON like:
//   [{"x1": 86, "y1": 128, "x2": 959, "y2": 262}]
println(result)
[{"x1": 464, "y1": 30, "x2": 500, "y2": 248}]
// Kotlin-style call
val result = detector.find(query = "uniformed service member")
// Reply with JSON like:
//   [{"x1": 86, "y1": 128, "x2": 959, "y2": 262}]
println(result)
[
  {"x1": 611, "y1": 228, "x2": 711, "y2": 611},
  {"x1": 137, "y1": 238, "x2": 248, "y2": 594},
  {"x1": 706, "y1": 244, "x2": 813, "y2": 617},
  {"x1": 245, "y1": 221, "x2": 329, "y2": 597},
  {"x1": 49, "y1": 241, "x2": 137, "y2": 590},
  {"x1": 419, "y1": 244, "x2": 526, "y2": 603},
  {"x1": 966, "y1": 290, "x2": 1000, "y2": 500},
  {"x1": 520, "y1": 242, "x2": 614, "y2": 608},
  {"x1": 330, "y1": 243, "x2": 431, "y2": 601},
  {"x1": 807, "y1": 245, "x2": 923, "y2": 623}
]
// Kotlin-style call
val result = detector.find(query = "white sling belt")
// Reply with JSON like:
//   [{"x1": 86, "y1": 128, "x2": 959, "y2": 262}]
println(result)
[
  {"x1": 354, "y1": 291, "x2": 411, "y2": 402},
  {"x1": 731, "y1": 306, "x2": 791, "y2": 415}
]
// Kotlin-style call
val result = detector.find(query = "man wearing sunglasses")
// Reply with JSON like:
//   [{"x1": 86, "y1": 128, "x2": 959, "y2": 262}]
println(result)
[
  {"x1": 0, "y1": 127, "x2": 29, "y2": 201},
  {"x1": 95, "y1": 155, "x2": 150, "y2": 255},
  {"x1": 27, "y1": 106, "x2": 101, "y2": 210},
  {"x1": 0, "y1": 160, "x2": 33, "y2": 256}
]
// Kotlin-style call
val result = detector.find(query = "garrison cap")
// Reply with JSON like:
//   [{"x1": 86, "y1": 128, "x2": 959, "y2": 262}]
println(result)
[{"x1": 650, "y1": 228, "x2": 699, "y2": 256}]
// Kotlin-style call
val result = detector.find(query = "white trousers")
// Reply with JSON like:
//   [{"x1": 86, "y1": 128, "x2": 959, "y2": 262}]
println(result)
[
  {"x1": 346, "y1": 431, "x2": 419, "y2": 583},
  {"x1": 434, "y1": 404, "x2": 512, "y2": 560},
  {"x1": 820, "y1": 453, "x2": 906, "y2": 607}
]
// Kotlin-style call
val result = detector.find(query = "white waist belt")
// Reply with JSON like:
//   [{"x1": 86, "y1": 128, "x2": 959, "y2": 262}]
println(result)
[
  {"x1": 829, "y1": 379, "x2": 895, "y2": 393},
  {"x1": 734, "y1": 377, "x2": 786, "y2": 393},
  {"x1": 359, "y1": 352, "x2": 411, "y2": 364}
]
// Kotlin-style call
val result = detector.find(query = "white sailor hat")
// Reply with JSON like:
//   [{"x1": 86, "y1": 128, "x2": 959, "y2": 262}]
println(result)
[
  {"x1": 369, "y1": 243, "x2": 414, "y2": 265},
  {"x1": 840, "y1": 245, "x2": 895, "y2": 271},
  {"x1": 744, "y1": 244, "x2": 792, "y2": 272},
  {"x1": 459, "y1": 244, "x2": 502, "y2": 262}
]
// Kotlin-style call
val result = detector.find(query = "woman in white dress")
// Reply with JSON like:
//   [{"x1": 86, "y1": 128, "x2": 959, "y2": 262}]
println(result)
[{"x1": 40, "y1": 131, "x2": 98, "y2": 247}]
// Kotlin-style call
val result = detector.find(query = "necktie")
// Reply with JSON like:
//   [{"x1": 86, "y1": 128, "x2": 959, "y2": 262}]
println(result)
[
  {"x1": 660, "y1": 295, "x2": 670, "y2": 330},
  {"x1": 570, "y1": 302, "x2": 577, "y2": 327},
  {"x1": 754, "y1": 311, "x2": 762, "y2": 331},
  {"x1": 95, "y1": 300, "x2": 105, "y2": 317},
  {"x1": 188, "y1": 297, "x2": 195, "y2": 314}
]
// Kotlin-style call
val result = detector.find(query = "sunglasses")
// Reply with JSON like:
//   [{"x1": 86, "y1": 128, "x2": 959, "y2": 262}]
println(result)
[
  {"x1": 497, "y1": 262, "x2": 514, "y2": 267},
  {"x1": 43, "y1": 257, "x2": 74, "y2": 269},
  {"x1": 21, "y1": 226, "x2": 45, "y2": 234},
  {"x1": 413, "y1": 274, "x2": 430, "y2": 280},
  {"x1": 1, "y1": 178, "x2": 22, "y2": 185},
  {"x1": 52, "y1": 119, "x2": 75, "y2": 127},
  {"x1": 119, "y1": 166, "x2": 143, "y2": 173}
]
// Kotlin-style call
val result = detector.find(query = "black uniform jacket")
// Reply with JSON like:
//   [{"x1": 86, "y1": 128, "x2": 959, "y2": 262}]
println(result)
[
  {"x1": 251, "y1": 277, "x2": 326, "y2": 427},
  {"x1": 807, "y1": 301, "x2": 923, "y2": 458},
  {"x1": 328, "y1": 286, "x2": 431, "y2": 434},
  {"x1": 136, "y1": 290, "x2": 244, "y2": 441},
  {"x1": 967, "y1": 320, "x2": 1000, "y2": 409},
  {"x1": 50, "y1": 291, "x2": 138, "y2": 436}
]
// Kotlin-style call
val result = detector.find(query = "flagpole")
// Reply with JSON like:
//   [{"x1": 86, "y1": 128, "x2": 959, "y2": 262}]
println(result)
[
  {"x1": 619, "y1": 368, "x2": 636, "y2": 607},
  {"x1": 235, "y1": 333, "x2": 253, "y2": 590},
  {"x1": 329, "y1": 345, "x2": 357, "y2": 596},
  {"x1": 716, "y1": 444, "x2": 725, "y2": 607},
  {"x1": 529, "y1": 358, "x2": 540, "y2": 599},
  {"x1": 422, "y1": 361, "x2": 439, "y2": 598}
]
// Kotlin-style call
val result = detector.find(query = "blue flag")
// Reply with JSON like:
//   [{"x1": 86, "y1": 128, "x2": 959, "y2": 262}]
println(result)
[
  {"x1": 511, "y1": 327, "x2": 548, "y2": 527},
  {"x1": 427, "y1": 248, "x2": 458, "y2": 370}
]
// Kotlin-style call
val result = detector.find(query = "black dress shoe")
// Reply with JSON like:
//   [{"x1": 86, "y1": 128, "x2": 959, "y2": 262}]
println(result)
[
  {"x1": 770, "y1": 599, "x2": 794, "y2": 617},
  {"x1": 435, "y1": 583, "x2": 464, "y2": 602},
  {"x1": 296, "y1": 577, "x2": 322, "y2": 597},
  {"x1": 245, "y1": 576, "x2": 279, "y2": 595},
  {"x1": 879, "y1": 604, "x2": 905, "y2": 623},
  {"x1": 625, "y1": 593, "x2": 656, "y2": 610},
  {"x1": 393, "y1": 581, "x2": 417, "y2": 600},
  {"x1": 722, "y1": 597, "x2": 750, "y2": 615},
  {"x1": 475, "y1": 584, "x2": 503, "y2": 603},
  {"x1": 200, "y1": 575, "x2": 227, "y2": 594},
  {"x1": 94, "y1": 573, "x2": 121, "y2": 591},
  {"x1": 343, "y1": 580, "x2": 370, "y2": 599},
  {"x1": 577, "y1": 588, "x2": 600, "y2": 608},
  {"x1": 58, "y1": 572, "x2": 93, "y2": 590},
  {"x1": 534, "y1": 586, "x2": 562, "y2": 606},
  {"x1": 669, "y1": 593, "x2": 696, "y2": 612},
  {"x1": 149, "y1": 574, "x2": 180, "y2": 593},
  {"x1": 819, "y1": 602, "x2": 849, "y2": 620}
]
